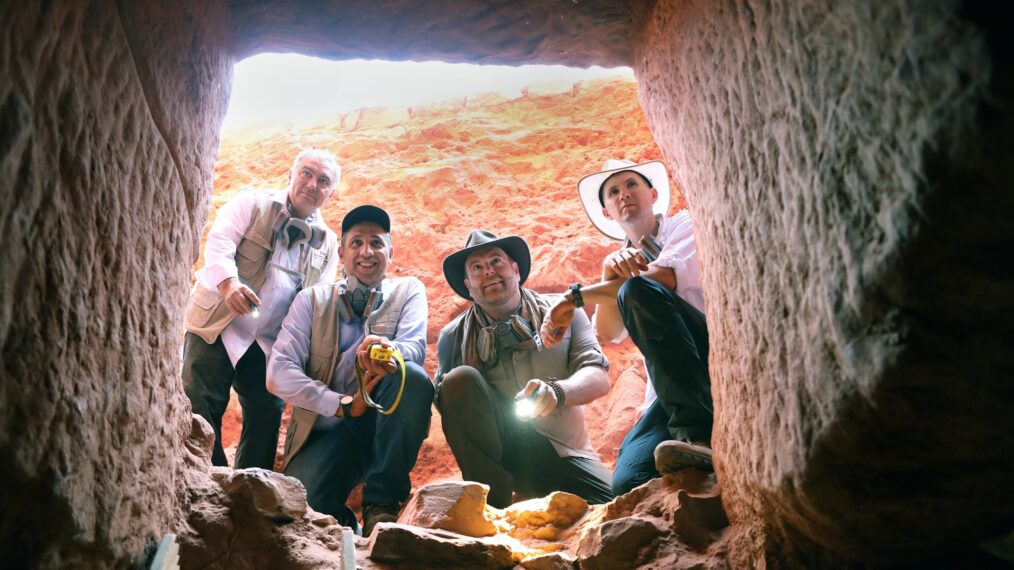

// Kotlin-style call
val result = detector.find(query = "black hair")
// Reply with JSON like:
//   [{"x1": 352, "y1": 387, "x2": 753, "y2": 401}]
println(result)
[{"x1": 598, "y1": 170, "x2": 653, "y2": 207}]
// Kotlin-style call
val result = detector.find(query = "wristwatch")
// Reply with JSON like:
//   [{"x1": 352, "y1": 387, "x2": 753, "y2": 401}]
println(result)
[
  {"x1": 569, "y1": 283, "x2": 584, "y2": 308},
  {"x1": 337, "y1": 394, "x2": 354, "y2": 418}
]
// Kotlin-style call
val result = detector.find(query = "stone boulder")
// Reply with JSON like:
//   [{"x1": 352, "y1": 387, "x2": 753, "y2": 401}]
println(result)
[
  {"x1": 576, "y1": 516, "x2": 665, "y2": 570},
  {"x1": 369, "y1": 523, "x2": 518, "y2": 569},
  {"x1": 504, "y1": 492, "x2": 589, "y2": 541},
  {"x1": 398, "y1": 481, "x2": 498, "y2": 537}
]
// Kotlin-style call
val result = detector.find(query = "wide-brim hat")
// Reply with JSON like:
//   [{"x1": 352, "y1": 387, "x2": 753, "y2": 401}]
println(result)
[
  {"x1": 577, "y1": 160, "x2": 671, "y2": 240},
  {"x1": 443, "y1": 230, "x2": 531, "y2": 300}
]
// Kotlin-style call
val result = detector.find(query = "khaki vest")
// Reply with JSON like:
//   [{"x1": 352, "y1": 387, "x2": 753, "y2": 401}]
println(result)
[
  {"x1": 183, "y1": 192, "x2": 338, "y2": 344},
  {"x1": 280, "y1": 277, "x2": 418, "y2": 470}
]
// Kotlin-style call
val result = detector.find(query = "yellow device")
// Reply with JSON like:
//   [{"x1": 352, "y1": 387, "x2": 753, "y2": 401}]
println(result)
[
  {"x1": 369, "y1": 345, "x2": 395, "y2": 363},
  {"x1": 354, "y1": 343, "x2": 406, "y2": 415}
]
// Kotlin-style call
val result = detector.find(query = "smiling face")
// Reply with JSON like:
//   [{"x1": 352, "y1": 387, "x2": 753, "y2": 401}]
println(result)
[
  {"x1": 339, "y1": 222, "x2": 391, "y2": 287},
  {"x1": 463, "y1": 246, "x2": 522, "y2": 315},
  {"x1": 286, "y1": 155, "x2": 338, "y2": 219},
  {"x1": 600, "y1": 170, "x2": 658, "y2": 232}
]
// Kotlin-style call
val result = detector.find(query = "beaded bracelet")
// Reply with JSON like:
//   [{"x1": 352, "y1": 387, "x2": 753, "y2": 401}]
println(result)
[{"x1": 546, "y1": 379, "x2": 566, "y2": 411}]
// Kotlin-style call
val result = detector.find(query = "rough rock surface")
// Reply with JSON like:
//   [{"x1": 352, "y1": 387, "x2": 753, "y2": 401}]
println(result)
[
  {"x1": 0, "y1": 1, "x2": 231, "y2": 567},
  {"x1": 2, "y1": 0, "x2": 1011, "y2": 568},
  {"x1": 398, "y1": 481, "x2": 498, "y2": 538},
  {"x1": 368, "y1": 477, "x2": 726, "y2": 570},
  {"x1": 368, "y1": 523, "x2": 518, "y2": 569},
  {"x1": 177, "y1": 414, "x2": 347, "y2": 569},
  {"x1": 631, "y1": 0, "x2": 1014, "y2": 566},
  {"x1": 229, "y1": 0, "x2": 631, "y2": 67}
]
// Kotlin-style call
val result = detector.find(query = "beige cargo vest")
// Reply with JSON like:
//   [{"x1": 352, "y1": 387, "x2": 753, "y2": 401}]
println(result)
[
  {"x1": 183, "y1": 192, "x2": 338, "y2": 344},
  {"x1": 280, "y1": 278, "x2": 417, "y2": 470}
]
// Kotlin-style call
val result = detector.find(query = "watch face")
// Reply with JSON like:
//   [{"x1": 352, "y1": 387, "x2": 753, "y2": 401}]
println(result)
[{"x1": 340, "y1": 395, "x2": 354, "y2": 405}]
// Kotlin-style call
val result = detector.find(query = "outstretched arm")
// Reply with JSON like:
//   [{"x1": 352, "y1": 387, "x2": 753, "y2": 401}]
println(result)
[{"x1": 542, "y1": 249, "x2": 676, "y2": 347}]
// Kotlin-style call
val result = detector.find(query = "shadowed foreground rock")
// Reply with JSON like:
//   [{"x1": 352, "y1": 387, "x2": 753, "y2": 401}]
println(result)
[
  {"x1": 367, "y1": 477, "x2": 727, "y2": 569},
  {"x1": 178, "y1": 415, "x2": 346, "y2": 569}
]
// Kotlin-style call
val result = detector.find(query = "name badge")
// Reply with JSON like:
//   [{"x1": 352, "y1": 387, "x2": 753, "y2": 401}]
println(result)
[{"x1": 310, "y1": 250, "x2": 326, "y2": 269}]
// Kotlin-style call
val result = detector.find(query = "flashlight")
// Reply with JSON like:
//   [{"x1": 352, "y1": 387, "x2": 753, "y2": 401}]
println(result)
[
  {"x1": 514, "y1": 393, "x2": 537, "y2": 420},
  {"x1": 248, "y1": 300, "x2": 260, "y2": 319}
]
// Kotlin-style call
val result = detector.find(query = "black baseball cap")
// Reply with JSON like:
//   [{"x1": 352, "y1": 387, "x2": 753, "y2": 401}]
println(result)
[{"x1": 341, "y1": 204, "x2": 391, "y2": 233}]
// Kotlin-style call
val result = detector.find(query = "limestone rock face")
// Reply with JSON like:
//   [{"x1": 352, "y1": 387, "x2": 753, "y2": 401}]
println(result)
[{"x1": 630, "y1": 0, "x2": 1014, "y2": 566}]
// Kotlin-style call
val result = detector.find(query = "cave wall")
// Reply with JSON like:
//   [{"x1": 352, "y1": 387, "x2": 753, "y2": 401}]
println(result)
[
  {"x1": 0, "y1": 1, "x2": 232, "y2": 566},
  {"x1": 630, "y1": 0, "x2": 1014, "y2": 565},
  {"x1": 2, "y1": 0, "x2": 1011, "y2": 567}
]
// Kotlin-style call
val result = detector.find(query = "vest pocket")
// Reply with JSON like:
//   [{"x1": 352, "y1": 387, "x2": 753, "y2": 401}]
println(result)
[
  {"x1": 184, "y1": 285, "x2": 222, "y2": 329},
  {"x1": 236, "y1": 233, "x2": 271, "y2": 280},
  {"x1": 307, "y1": 351, "x2": 331, "y2": 382}
]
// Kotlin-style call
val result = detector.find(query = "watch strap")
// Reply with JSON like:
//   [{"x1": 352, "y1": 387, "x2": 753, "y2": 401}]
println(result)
[{"x1": 569, "y1": 283, "x2": 584, "y2": 308}]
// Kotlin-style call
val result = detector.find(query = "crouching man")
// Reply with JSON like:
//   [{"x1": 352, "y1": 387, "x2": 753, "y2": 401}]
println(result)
[
  {"x1": 435, "y1": 230, "x2": 614, "y2": 508},
  {"x1": 267, "y1": 205, "x2": 433, "y2": 535},
  {"x1": 541, "y1": 160, "x2": 714, "y2": 496}
]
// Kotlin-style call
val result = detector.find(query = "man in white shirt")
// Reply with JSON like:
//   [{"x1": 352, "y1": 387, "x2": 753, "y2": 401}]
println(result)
[
  {"x1": 541, "y1": 160, "x2": 713, "y2": 495},
  {"x1": 181, "y1": 148, "x2": 341, "y2": 469},
  {"x1": 267, "y1": 205, "x2": 432, "y2": 536}
]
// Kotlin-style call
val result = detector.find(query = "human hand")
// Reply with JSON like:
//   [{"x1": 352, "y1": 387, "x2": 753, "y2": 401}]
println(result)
[
  {"x1": 218, "y1": 277, "x2": 261, "y2": 316},
  {"x1": 356, "y1": 335, "x2": 398, "y2": 377},
  {"x1": 349, "y1": 370, "x2": 385, "y2": 417},
  {"x1": 540, "y1": 298, "x2": 575, "y2": 349},
  {"x1": 515, "y1": 379, "x2": 558, "y2": 418},
  {"x1": 602, "y1": 247, "x2": 649, "y2": 280}
]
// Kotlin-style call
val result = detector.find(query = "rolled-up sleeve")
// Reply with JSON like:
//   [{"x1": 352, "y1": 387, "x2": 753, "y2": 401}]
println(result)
[
  {"x1": 267, "y1": 290, "x2": 343, "y2": 416},
  {"x1": 389, "y1": 278, "x2": 428, "y2": 366},
  {"x1": 566, "y1": 309, "x2": 609, "y2": 375}
]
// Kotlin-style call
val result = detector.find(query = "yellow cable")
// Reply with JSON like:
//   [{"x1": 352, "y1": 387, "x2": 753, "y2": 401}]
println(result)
[{"x1": 355, "y1": 345, "x2": 407, "y2": 415}]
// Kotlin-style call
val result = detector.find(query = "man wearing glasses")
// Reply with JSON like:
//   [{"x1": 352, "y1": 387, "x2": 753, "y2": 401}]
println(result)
[{"x1": 181, "y1": 148, "x2": 341, "y2": 469}]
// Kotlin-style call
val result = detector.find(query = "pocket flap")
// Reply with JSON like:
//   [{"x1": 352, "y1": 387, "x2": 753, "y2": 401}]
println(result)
[{"x1": 192, "y1": 285, "x2": 220, "y2": 310}]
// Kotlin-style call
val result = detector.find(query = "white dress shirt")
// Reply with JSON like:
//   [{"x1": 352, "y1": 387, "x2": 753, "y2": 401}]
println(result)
[
  {"x1": 598, "y1": 210, "x2": 705, "y2": 409},
  {"x1": 195, "y1": 191, "x2": 339, "y2": 366}
]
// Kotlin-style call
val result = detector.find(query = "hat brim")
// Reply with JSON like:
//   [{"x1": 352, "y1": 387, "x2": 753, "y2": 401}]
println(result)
[
  {"x1": 442, "y1": 236, "x2": 531, "y2": 300},
  {"x1": 577, "y1": 160, "x2": 671, "y2": 241}
]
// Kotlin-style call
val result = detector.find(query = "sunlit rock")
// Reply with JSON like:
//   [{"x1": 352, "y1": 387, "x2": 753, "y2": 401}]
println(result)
[{"x1": 398, "y1": 481, "x2": 498, "y2": 538}]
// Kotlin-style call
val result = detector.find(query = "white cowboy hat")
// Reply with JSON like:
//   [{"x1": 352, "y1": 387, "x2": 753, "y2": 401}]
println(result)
[{"x1": 577, "y1": 160, "x2": 671, "y2": 241}]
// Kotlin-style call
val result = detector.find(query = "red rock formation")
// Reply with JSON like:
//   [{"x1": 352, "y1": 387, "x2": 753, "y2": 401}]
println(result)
[{"x1": 210, "y1": 77, "x2": 670, "y2": 498}]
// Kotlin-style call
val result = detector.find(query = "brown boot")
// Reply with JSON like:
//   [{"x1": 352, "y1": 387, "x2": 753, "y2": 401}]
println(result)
[
  {"x1": 362, "y1": 503, "x2": 400, "y2": 537},
  {"x1": 654, "y1": 440, "x2": 713, "y2": 474}
]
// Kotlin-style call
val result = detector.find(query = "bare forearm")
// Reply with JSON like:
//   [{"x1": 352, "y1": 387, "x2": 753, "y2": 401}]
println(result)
[{"x1": 556, "y1": 365, "x2": 609, "y2": 406}]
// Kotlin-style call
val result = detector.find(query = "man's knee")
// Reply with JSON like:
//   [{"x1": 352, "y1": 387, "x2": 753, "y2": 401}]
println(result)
[
  {"x1": 402, "y1": 361, "x2": 435, "y2": 399},
  {"x1": 617, "y1": 276, "x2": 667, "y2": 312},
  {"x1": 437, "y1": 365, "x2": 485, "y2": 410}
]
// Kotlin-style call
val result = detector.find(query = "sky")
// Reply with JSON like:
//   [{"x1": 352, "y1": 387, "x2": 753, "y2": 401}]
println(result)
[{"x1": 221, "y1": 54, "x2": 634, "y2": 132}]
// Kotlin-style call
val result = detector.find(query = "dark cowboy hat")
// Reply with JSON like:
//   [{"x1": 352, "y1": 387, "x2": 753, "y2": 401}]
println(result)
[{"x1": 442, "y1": 230, "x2": 531, "y2": 300}]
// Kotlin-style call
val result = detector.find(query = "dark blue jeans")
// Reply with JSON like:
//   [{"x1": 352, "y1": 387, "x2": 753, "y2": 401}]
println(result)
[
  {"x1": 614, "y1": 277, "x2": 713, "y2": 491},
  {"x1": 182, "y1": 333, "x2": 284, "y2": 469},
  {"x1": 611, "y1": 400, "x2": 670, "y2": 495},
  {"x1": 284, "y1": 361, "x2": 433, "y2": 529}
]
